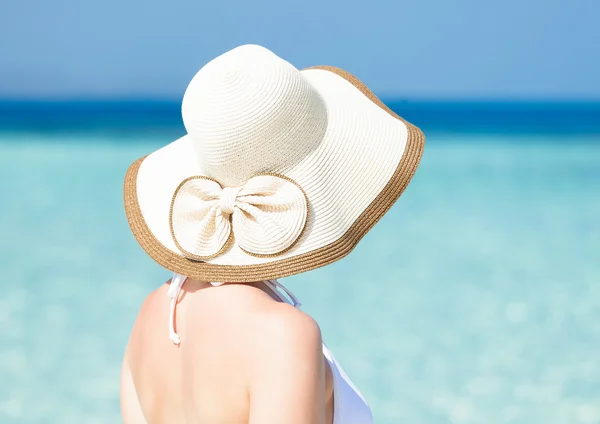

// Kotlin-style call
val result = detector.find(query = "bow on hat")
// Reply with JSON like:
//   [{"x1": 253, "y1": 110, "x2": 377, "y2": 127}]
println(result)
[{"x1": 169, "y1": 174, "x2": 309, "y2": 260}]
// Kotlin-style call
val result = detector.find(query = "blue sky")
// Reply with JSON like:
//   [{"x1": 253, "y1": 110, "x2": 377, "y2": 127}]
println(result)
[{"x1": 1, "y1": 0, "x2": 598, "y2": 99}]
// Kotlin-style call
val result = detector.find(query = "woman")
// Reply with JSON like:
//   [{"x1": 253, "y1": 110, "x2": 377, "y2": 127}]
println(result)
[{"x1": 120, "y1": 44, "x2": 424, "y2": 423}]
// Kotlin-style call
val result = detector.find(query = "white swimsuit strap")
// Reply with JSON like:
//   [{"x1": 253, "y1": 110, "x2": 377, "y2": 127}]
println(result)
[
  {"x1": 264, "y1": 279, "x2": 302, "y2": 308},
  {"x1": 167, "y1": 274, "x2": 301, "y2": 344},
  {"x1": 167, "y1": 273, "x2": 187, "y2": 344}
]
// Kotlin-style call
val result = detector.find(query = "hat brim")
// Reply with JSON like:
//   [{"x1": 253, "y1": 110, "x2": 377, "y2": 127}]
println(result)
[{"x1": 123, "y1": 66, "x2": 425, "y2": 282}]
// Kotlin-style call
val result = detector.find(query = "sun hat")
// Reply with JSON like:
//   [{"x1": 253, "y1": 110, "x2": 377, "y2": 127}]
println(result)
[{"x1": 123, "y1": 44, "x2": 425, "y2": 283}]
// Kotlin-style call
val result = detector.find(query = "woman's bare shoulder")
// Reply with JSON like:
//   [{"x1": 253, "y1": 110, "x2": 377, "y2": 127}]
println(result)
[
  {"x1": 129, "y1": 280, "x2": 323, "y2": 358},
  {"x1": 242, "y1": 299, "x2": 324, "y2": 375},
  {"x1": 253, "y1": 301, "x2": 322, "y2": 345},
  {"x1": 202, "y1": 283, "x2": 324, "y2": 361},
  {"x1": 242, "y1": 298, "x2": 327, "y2": 423}
]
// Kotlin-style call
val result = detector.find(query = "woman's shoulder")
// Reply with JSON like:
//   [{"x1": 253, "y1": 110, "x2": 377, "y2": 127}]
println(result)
[
  {"x1": 129, "y1": 280, "x2": 324, "y2": 359},
  {"x1": 251, "y1": 300, "x2": 323, "y2": 349},
  {"x1": 207, "y1": 283, "x2": 324, "y2": 364},
  {"x1": 243, "y1": 298, "x2": 328, "y2": 411}
]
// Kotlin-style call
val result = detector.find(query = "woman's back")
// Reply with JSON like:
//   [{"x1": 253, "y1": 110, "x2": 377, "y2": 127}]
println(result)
[{"x1": 121, "y1": 280, "x2": 334, "y2": 424}]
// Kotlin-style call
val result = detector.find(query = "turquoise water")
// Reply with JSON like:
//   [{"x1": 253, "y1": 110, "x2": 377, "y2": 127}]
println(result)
[{"x1": 1, "y1": 131, "x2": 599, "y2": 423}]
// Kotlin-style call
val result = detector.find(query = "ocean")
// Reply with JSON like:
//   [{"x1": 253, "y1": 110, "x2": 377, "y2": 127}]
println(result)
[{"x1": 0, "y1": 101, "x2": 599, "y2": 423}]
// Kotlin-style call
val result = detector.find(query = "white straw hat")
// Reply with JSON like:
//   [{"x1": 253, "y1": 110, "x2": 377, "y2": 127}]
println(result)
[{"x1": 123, "y1": 44, "x2": 425, "y2": 282}]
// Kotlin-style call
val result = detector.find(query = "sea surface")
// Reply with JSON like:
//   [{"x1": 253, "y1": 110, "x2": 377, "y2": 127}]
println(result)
[{"x1": 0, "y1": 103, "x2": 599, "y2": 423}]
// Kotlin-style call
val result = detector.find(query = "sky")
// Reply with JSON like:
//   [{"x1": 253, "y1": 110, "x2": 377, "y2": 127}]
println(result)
[{"x1": 0, "y1": 0, "x2": 599, "y2": 100}]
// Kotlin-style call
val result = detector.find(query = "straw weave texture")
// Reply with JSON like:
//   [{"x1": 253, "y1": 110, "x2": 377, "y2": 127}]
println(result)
[{"x1": 123, "y1": 64, "x2": 424, "y2": 282}]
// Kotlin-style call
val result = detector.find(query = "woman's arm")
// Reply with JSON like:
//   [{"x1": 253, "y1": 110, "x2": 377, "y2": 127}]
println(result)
[
  {"x1": 248, "y1": 304, "x2": 327, "y2": 424},
  {"x1": 120, "y1": 346, "x2": 148, "y2": 424}
]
